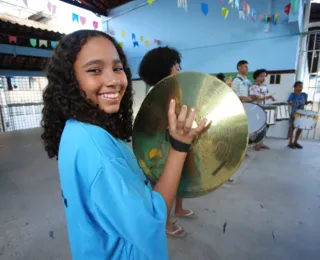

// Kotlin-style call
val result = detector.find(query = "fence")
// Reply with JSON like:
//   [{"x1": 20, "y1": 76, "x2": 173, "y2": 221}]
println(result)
[{"x1": 0, "y1": 76, "x2": 46, "y2": 132}]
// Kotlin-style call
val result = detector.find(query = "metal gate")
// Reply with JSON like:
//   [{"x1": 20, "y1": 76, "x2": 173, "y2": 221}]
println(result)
[
  {"x1": 0, "y1": 76, "x2": 46, "y2": 132},
  {"x1": 297, "y1": 30, "x2": 320, "y2": 140}
]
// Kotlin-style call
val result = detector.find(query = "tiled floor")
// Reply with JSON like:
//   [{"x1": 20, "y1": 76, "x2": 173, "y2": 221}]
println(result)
[{"x1": 0, "y1": 128, "x2": 319, "y2": 260}]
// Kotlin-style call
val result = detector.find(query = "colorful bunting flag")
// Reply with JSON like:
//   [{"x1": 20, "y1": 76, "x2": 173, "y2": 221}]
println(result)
[
  {"x1": 235, "y1": 0, "x2": 239, "y2": 9},
  {"x1": 119, "y1": 42, "x2": 124, "y2": 48},
  {"x1": 72, "y1": 13, "x2": 79, "y2": 23},
  {"x1": 228, "y1": 0, "x2": 234, "y2": 8},
  {"x1": 132, "y1": 33, "x2": 136, "y2": 40},
  {"x1": 8, "y1": 36, "x2": 17, "y2": 44},
  {"x1": 51, "y1": 41, "x2": 57, "y2": 48},
  {"x1": 80, "y1": 16, "x2": 86, "y2": 25},
  {"x1": 246, "y1": 3, "x2": 250, "y2": 16},
  {"x1": 222, "y1": 8, "x2": 229, "y2": 19},
  {"x1": 140, "y1": 36, "x2": 144, "y2": 41},
  {"x1": 251, "y1": 8, "x2": 256, "y2": 21},
  {"x1": 291, "y1": 0, "x2": 298, "y2": 13},
  {"x1": 121, "y1": 30, "x2": 125, "y2": 38},
  {"x1": 52, "y1": 5, "x2": 56, "y2": 14},
  {"x1": 284, "y1": 3, "x2": 291, "y2": 15},
  {"x1": 39, "y1": 40, "x2": 48, "y2": 47},
  {"x1": 47, "y1": 2, "x2": 52, "y2": 12},
  {"x1": 239, "y1": 10, "x2": 245, "y2": 20},
  {"x1": 147, "y1": 0, "x2": 155, "y2": 4},
  {"x1": 201, "y1": 3, "x2": 209, "y2": 16},
  {"x1": 93, "y1": 21, "x2": 98, "y2": 30},
  {"x1": 145, "y1": 40, "x2": 150, "y2": 47},
  {"x1": 133, "y1": 41, "x2": 139, "y2": 47},
  {"x1": 178, "y1": 0, "x2": 187, "y2": 11},
  {"x1": 242, "y1": 1, "x2": 247, "y2": 12},
  {"x1": 260, "y1": 13, "x2": 264, "y2": 22},
  {"x1": 23, "y1": 0, "x2": 28, "y2": 7},
  {"x1": 30, "y1": 38, "x2": 37, "y2": 47}
]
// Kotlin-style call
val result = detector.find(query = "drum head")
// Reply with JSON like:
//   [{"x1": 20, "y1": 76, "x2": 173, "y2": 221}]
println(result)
[{"x1": 243, "y1": 103, "x2": 267, "y2": 134}]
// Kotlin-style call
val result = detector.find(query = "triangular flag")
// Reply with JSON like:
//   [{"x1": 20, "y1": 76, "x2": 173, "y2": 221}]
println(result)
[
  {"x1": 154, "y1": 39, "x2": 158, "y2": 44},
  {"x1": 260, "y1": 13, "x2": 264, "y2": 22},
  {"x1": 93, "y1": 21, "x2": 98, "y2": 30},
  {"x1": 246, "y1": 4, "x2": 250, "y2": 16},
  {"x1": 39, "y1": 40, "x2": 48, "y2": 47},
  {"x1": 52, "y1": 5, "x2": 56, "y2": 14},
  {"x1": 222, "y1": 8, "x2": 229, "y2": 19},
  {"x1": 145, "y1": 40, "x2": 150, "y2": 47},
  {"x1": 201, "y1": 3, "x2": 209, "y2": 16},
  {"x1": 228, "y1": 0, "x2": 234, "y2": 8},
  {"x1": 284, "y1": 3, "x2": 291, "y2": 15},
  {"x1": 23, "y1": 0, "x2": 28, "y2": 7},
  {"x1": 121, "y1": 30, "x2": 125, "y2": 38},
  {"x1": 178, "y1": 0, "x2": 187, "y2": 12},
  {"x1": 251, "y1": 8, "x2": 256, "y2": 21},
  {"x1": 8, "y1": 36, "x2": 17, "y2": 44},
  {"x1": 291, "y1": 0, "x2": 298, "y2": 13},
  {"x1": 30, "y1": 38, "x2": 37, "y2": 47},
  {"x1": 72, "y1": 13, "x2": 79, "y2": 23},
  {"x1": 147, "y1": 0, "x2": 155, "y2": 4},
  {"x1": 132, "y1": 33, "x2": 136, "y2": 40},
  {"x1": 47, "y1": 2, "x2": 52, "y2": 12},
  {"x1": 235, "y1": 0, "x2": 239, "y2": 9},
  {"x1": 133, "y1": 41, "x2": 139, "y2": 47},
  {"x1": 119, "y1": 42, "x2": 124, "y2": 48},
  {"x1": 80, "y1": 16, "x2": 86, "y2": 25},
  {"x1": 140, "y1": 36, "x2": 144, "y2": 41},
  {"x1": 51, "y1": 41, "x2": 57, "y2": 48},
  {"x1": 274, "y1": 12, "x2": 279, "y2": 21},
  {"x1": 239, "y1": 10, "x2": 245, "y2": 20},
  {"x1": 242, "y1": 1, "x2": 247, "y2": 12}
]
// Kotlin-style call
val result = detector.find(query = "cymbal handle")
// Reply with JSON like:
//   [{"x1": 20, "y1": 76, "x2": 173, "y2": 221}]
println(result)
[{"x1": 165, "y1": 129, "x2": 190, "y2": 153}]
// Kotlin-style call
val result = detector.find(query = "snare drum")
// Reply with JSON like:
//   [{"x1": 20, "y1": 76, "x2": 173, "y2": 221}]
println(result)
[
  {"x1": 243, "y1": 103, "x2": 267, "y2": 146},
  {"x1": 293, "y1": 109, "x2": 319, "y2": 130},
  {"x1": 260, "y1": 105, "x2": 277, "y2": 125},
  {"x1": 273, "y1": 102, "x2": 290, "y2": 121}
]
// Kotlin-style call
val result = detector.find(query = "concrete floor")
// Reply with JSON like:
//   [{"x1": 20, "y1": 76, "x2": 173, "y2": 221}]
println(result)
[{"x1": 0, "y1": 128, "x2": 320, "y2": 260}]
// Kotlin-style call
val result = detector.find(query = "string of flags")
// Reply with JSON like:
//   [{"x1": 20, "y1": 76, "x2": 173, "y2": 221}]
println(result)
[
  {"x1": 117, "y1": 30, "x2": 160, "y2": 48},
  {"x1": 6, "y1": 34, "x2": 58, "y2": 49},
  {"x1": 72, "y1": 13, "x2": 99, "y2": 29},
  {"x1": 174, "y1": 0, "x2": 294, "y2": 26}
]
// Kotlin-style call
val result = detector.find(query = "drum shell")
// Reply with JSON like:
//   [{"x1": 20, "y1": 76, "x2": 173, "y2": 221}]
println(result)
[{"x1": 293, "y1": 109, "x2": 319, "y2": 130}]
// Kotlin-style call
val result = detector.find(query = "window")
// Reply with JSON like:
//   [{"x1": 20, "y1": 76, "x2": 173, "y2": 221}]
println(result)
[{"x1": 269, "y1": 74, "x2": 281, "y2": 84}]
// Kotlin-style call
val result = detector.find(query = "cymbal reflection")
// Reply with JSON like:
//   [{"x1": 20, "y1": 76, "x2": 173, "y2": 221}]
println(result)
[{"x1": 132, "y1": 72, "x2": 248, "y2": 198}]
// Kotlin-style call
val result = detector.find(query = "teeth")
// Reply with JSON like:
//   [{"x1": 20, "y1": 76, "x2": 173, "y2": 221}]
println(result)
[{"x1": 101, "y1": 92, "x2": 119, "y2": 99}]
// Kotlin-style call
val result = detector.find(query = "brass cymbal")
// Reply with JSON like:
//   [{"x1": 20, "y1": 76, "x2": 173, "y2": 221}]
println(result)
[{"x1": 132, "y1": 72, "x2": 248, "y2": 198}]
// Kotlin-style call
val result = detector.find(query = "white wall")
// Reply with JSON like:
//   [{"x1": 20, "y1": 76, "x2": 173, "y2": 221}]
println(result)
[
  {"x1": 266, "y1": 73, "x2": 296, "y2": 139},
  {"x1": 132, "y1": 80, "x2": 146, "y2": 119}
]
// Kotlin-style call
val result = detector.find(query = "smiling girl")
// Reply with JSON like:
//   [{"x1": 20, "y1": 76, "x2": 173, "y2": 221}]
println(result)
[{"x1": 41, "y1": 30, "x2": 206, "y2": 259}]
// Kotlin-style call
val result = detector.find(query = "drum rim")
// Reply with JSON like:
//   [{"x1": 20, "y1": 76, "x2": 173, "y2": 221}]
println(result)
[{"x1": 243, "y1": 102, "x2": 267, "y2": 134}]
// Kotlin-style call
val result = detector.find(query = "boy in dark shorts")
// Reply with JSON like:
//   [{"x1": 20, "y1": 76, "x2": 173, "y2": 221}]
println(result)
[{"x1": 287, "y1": 81, "x2": 313, "y2": 149}]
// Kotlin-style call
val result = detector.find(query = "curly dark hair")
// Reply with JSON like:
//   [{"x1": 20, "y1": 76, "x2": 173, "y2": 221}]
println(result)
[
  {"x1": 138, "y1": 46, "x2": 182, "y2": 86},
  {"x1": 41, "y1": 30, "x2": 133, "y2": 159},
  {"x1": 253, "y1": 69, "x2": 267, "y2": 80}
]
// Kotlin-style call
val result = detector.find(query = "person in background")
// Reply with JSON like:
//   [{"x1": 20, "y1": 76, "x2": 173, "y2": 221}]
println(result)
[
  {"x1": 40, "y1": 30, "x2": 206, "y2": 259},
  {"x1": 287, "y1": 81, "x2": 313, "y2": 149},
  {"x1": 139, "y1": 47, "x2": 196, "y2": 238},
  {"x1": 249, "y1": 69, "x2": 275, "y2": 151},
  {"x1": 216, "y1": 73, "x2": 232, "y2": 87},
  {"x1": 231, "y1": 60, "x2": 257, "y2": 102}
]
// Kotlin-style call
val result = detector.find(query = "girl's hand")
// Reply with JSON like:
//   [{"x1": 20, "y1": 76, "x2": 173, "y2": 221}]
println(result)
[{"x1": 168, "y1": 99, "x2": 207, "y2": 145}]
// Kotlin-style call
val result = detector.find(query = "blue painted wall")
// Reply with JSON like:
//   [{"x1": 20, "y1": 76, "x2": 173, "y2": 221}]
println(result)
[{"x1": 106, "y1": 0, "x2": 301, "y2": 79}]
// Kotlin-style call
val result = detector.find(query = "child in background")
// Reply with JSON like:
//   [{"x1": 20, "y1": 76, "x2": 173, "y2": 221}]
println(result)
[{"x1": 287, "y1": 81, "x2": 313, "y2": 149}]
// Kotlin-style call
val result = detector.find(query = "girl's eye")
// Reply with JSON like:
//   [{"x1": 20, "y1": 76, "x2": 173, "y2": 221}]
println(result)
[
  {"x1": 87, "y1": 68, "x2": 101, "y2": 73},
  {"x1": 114, "y1": 67, "x2": 124, "y2": 72}
]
